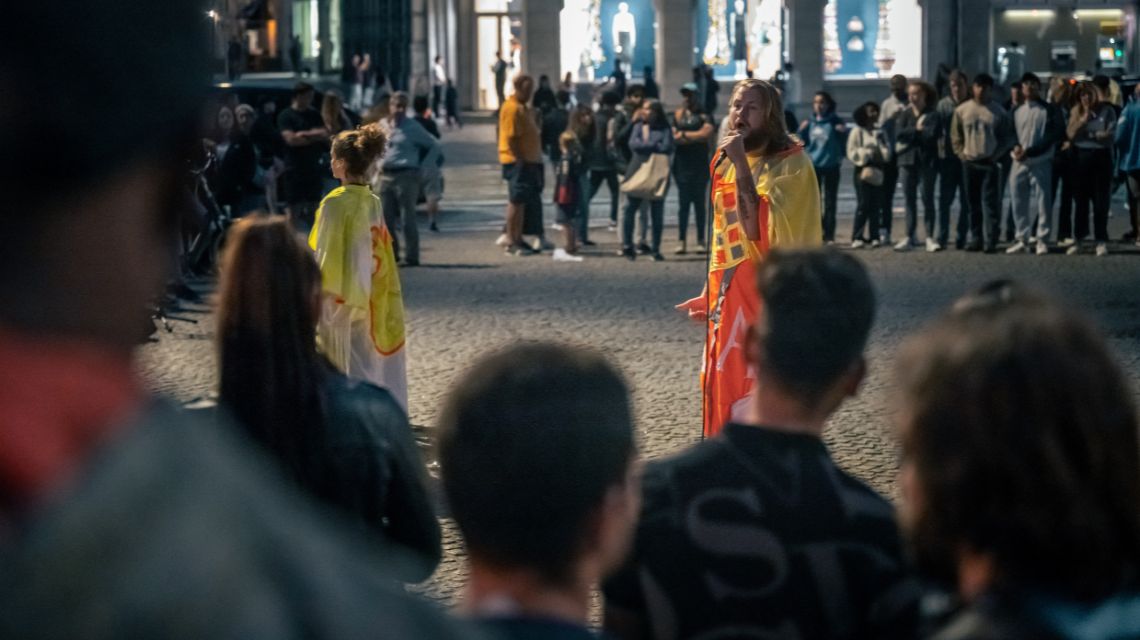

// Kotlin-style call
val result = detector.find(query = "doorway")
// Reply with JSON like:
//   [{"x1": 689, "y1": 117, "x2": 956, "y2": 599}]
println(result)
[{"x1": 477, "y1": 13, "x2": 523, "y2": 110}]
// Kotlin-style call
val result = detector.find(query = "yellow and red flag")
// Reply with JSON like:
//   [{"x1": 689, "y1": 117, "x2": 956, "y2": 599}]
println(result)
[
  {"x1": 702, "y1": 146, "x2": 821, "y2": 437},
  {"x1": 310, "y1": 184, "x2": 408, "y2": 410}
]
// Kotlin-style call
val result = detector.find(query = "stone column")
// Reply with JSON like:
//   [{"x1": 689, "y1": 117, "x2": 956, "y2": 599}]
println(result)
[
  {"x1": 957, "y1": 0, "x2": 990, "y2": 76},
  {"x1": 410, "y1": 0, "x2": 431, "y2": 95},
  {"x1": 524, "y1": 0, "x2": 562, "y2": 83},
  {"x1": 655, "y1": 0, "x2": 693, "y2": 109},
  {"x1": 920, "y1": 0, "x2": 954, "y2": 79},
  {"x1": 789, "y1": 0, "x2": 824, "y2": 116}
]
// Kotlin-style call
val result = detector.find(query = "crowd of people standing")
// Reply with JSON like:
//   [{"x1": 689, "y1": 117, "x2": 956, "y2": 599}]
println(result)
[
  {"x1": 806, "y1": 70, "x2": 1140, "y2": 256},
  {"x1": 499, "y1": 63, "x2": 1140, "y2": 263}
]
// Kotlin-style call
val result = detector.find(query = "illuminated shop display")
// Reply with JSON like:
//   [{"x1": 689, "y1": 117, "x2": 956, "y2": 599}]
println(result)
[
  {"x1": 696, "y1": 0, "x2": 783, "y2": 79},
  {"x1": 561, "y1": 0, "x2": 656, "y2": 80},
  {"x1": 823, "y1": 0, "x2": 921, "y2": 79}
]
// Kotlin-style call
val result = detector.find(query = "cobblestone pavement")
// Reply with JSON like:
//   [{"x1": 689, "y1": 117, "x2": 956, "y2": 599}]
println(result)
[{"x1": 137, "y1": 121, "x2": 1140, "y2": 607}]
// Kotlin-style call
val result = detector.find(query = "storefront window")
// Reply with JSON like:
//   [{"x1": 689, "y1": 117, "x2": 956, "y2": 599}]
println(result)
[
  {"x1": 329, "y1": 0, "x2": 342, "y2": 71},
  {"x1": 993, "y1": 8, "x2": 1133, "y2": 76},
  {"x1": 561, "y1": 0, "x2": 656, "y2": 81},
  {"x1": 823, "y1": 0, "x2": 921, "y2": 79},
  {"x1": 292, "y1": 0, "x2": 320, "y2": 59},
  {"x1": 696, "y1": 0, "x2": 783, "y2": 80},
  {"x1": 477, "y1": 14, "x2": 523, "y2": 110}
]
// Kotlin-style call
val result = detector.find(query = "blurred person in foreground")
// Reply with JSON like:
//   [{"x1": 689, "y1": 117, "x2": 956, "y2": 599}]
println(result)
[
  {"x1": 895, "y1": 283, "x2": 1140, "y2": 638},
  {"x1": 218, "y1": 216, "x2": 438, "y2": 581},
  {"x1": 676, "y1": 79, "x2": 821, "y2": 437},
  {"x1": 609, "y1": 249, "x2": 918, "y2": 639},
  {"x1": 310, "y1": 124, "x2": 408, "y2": 409},
  {"x1": 439, "y1": 344, "x2": 640, "y2": 640},
  {"x1": 0, "y1": 2, "x2": 474, "y2": 638}
]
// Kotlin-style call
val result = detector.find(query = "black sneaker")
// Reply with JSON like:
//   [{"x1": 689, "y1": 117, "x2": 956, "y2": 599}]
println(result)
[
  {"x1": 429, "y1": 222, "x2": 440, "y2": 232},
  {"x1": 618, "y1": 247, "x2": 636, "y2": 260},
  {"x1": 637, "y1": 242, "x2": 652, "y2": 255},
  {"x1": 581, "y1": 239, "x2": 597, "y2": 246},
  {"x1": 401, "y1": 258, "x2": 420, "y2": 267},
  {"x1": 964, "y1": 241, "x2": 983, "y2": 252},
  {"x1": 651, "y1": 252, "x2": 665, "y2": 262},
  {"x1": 983, "y1": 244, "x2": 997, "y2": 254},
  {"x1": 508, "y1": 242, "x2": 536, "y2": 256}
]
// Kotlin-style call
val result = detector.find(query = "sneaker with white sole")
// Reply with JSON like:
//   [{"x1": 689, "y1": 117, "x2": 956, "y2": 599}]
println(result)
[
  {"x1": 1035, "y1": 241, "x2": 1049, "y2": 255},
  {"x1": 1005, "y1": 240, "x2": 1029, "y2": 254},
  {"x1": 1095, "y1": 242, "x2": 1108, "y2": 257},
  {"x1": 1058, "y1": 237, "x2": 1076, "y2": 248},
  {"x1": 495, "y1": 233, "x2": 510, "y2": 247},
  {"x1": 870, "y1": 239, "x2": 881, "y2": 248},
  {"x1": 925, "y1": 238, "x2": 942, "y2": 252},
  {"x1": 851, "y1": 239, "x2": 866, "y2": 249},
  {"x1": 531, "y1": 237, "x2": 554, "y2": 251},
  {"x1": 893, "y1": 238, "x2": 912, "y2": 252},
  {"x1": 1066, "y1": 243, "x2": 1081, "y2": 255},
  {"x1": 552, "y1": 248, "x2": 584, "y2": 262}
]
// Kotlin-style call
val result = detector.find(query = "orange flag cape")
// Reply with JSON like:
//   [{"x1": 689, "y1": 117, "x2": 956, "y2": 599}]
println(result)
[{"x1": 702, "y1": 145, "x2": 822, "y2": 437}]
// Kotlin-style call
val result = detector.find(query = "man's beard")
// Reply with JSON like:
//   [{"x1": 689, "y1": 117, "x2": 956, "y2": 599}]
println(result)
[{"x1": 741, "y1": 126, "x2": 768, "y2": 152}]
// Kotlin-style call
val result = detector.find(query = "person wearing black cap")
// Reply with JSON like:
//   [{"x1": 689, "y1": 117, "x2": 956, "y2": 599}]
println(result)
[
  {"x1": 0, "y1": 2, "x2": 476, "y2": 638},
  {"x1": 669, "y1": 82, "x2": 715, "y2": 254},
  {"x1": 278, "y1": 82, "x2": 330, "y2": 231}
]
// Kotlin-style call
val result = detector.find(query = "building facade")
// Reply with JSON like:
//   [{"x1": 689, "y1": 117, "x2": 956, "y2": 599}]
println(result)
[
  {"x1": 443, "y1": 0, "x2": 1138, "y2": 115},
  {"x1": 210, "y1": 0, "x2": 1139, "y2": 114}
]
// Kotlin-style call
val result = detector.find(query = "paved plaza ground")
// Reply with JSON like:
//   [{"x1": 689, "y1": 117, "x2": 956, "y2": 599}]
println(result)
[{"x1": 138, "y1": 121, "x2": 1140, "y2": 606}]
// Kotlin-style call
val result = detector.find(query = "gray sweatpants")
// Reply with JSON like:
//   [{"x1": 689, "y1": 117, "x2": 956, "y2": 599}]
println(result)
[{"x1": 1009, "y1": 159, "x2": 1053, "y2": 244}]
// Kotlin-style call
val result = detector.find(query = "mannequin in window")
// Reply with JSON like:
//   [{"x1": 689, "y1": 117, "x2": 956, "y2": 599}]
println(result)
[
  {"x1": 612, "y1": 2, "x2": 636, "y2": 77},
  {"x1": 730, "y1": 0, "x2": 747, "y2": 77}
]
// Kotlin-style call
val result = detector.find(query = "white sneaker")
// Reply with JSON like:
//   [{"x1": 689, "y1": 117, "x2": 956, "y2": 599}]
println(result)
[
  {"x1": 552, "y1": 248, "x2": 583, "y2": 262},
  {"x1": 850, "y1": 239, "x2": 866, "y2": 249},
  {"x1": 531, "y1": 237, "x2": 554, "y2": 251},
  {"x1": 870, "y1": 238, "x2": 881, "y2": 248},
  {"x1": 1066, "y1": 243, "x2": 1081, "y2": 255},
  {"x1": 1058, "y1": 237, "x2": 1076, "y2": 248},
  {"x1": 893, "y1": 238, "x2": 912, "y2": 252},
  {"x1": 1095, "y1": 242, "x2": 1108, "y2": 257},
  {"x1": 1005, "y1": 240, "x2": 1029, "y2": 254},
  {"x1": 495, "y1": 233, "x2": 510, "y2": 247},
  {"x1": 551, "y1": 222, "x2": 564, "y2": 231},
  {"x1": 1035, "y1": 241, "x2": 1049, "y2": 255},
  {"x1": 925, "y1": 238, "x2": 942, "y2": 253}
]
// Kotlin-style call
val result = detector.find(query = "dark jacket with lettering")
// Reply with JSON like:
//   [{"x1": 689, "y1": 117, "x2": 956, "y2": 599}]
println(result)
[{"x1": 603, "y1": 423, "x2": 920, "y2": 640}]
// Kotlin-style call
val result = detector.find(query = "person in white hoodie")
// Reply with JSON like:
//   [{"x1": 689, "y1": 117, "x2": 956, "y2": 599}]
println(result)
[
  {"x1": 1006, "y1": 72, "x2": 1065, "y2": 255},
  {"x1": 847, "y1": 101, "x2": 892, "y2": 248}
]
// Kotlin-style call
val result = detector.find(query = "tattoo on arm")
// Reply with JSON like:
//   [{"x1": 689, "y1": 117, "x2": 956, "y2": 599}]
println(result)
[{"x1": 735, "y1": 162, "x2": 761, "y2": 241}]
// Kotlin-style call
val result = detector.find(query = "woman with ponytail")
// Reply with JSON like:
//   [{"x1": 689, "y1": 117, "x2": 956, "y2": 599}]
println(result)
[
  {"x1": 218, "y1": 216, "x2": 440, "y2": 583},
  {"x1": 309, "y1": 123, "x2": 408, "y2": 410}
]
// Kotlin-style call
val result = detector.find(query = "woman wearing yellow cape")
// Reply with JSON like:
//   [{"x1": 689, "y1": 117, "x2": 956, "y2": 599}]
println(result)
[
  {"x1": 309, "y1": 124, "x2": 408, "y2": 410},
  {"x1": 677, "y1": 80, "x2": 821, "y2": 437}
]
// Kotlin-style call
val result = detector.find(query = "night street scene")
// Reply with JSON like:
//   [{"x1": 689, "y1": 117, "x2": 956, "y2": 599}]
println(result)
[{"x1": 4, "y1": 0, "x2": 1140, "y2": 638}]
